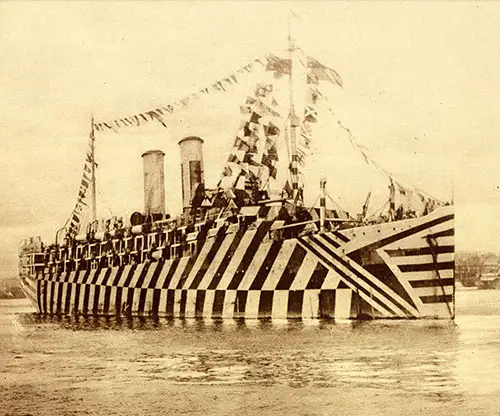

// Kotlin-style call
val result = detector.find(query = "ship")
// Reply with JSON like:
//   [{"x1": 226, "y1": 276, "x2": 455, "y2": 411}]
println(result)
[{"x1": 17, "y1": 28, "x2": 455, "y2": 320}]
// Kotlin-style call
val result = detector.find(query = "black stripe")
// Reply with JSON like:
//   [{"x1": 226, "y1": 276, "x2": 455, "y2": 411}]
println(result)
[
  {"x1": 312, "y1": 237, "x2": 412, "y2": 316},
  {"x1": 122, "y1": 264, "x2": 138, "y2": 287},
  {"x1": 126, "y1": 287, "x2": 135, "y2": 314},
  {"x1": 72, "y1": 269, "x2": 80, "y2": 284},
  {"x1": 152, "y1": 289, "x2": 161, "y2": 315},
  {"x1": 148, "y1": 260, "x2": 165, "y2": 288},
  {"x1": 420, "y1": 294, "x2": 453, "y2": 304},
  {"x1": 166, "y1": 290, "x2": 175, "y2": 316},
  {"x1": 250, "y1": 241, "x2": 283, "y2": 290},
  {"x1": 73, "y1": 283, "x2": 81, "y2": 315},
  {"x1": 189, "y1": 228, "x2": 227, "y2": 289},
  {"x1": 115, "y1": 287, "x2": 123, "y2": 315},
  {"x1": 195, "y1": 290, "x2": 206, "y2": 317},
  {"x1": 385, "y1": 246, "x2": 454, "y2": 257},
  {"x1": 93, "y1": 285, "x2": 101, "y2": 314},
  {"x1": 64, "y1": 270, "x2": 73, "y2": 283},
  {"x1": 103, "y1": 286, "x2": 112, "y2": 314},
  {"x1": 41, "y1": 279, "x2": 47, "y2": 314},
  {"x1": 298, "y1": 238, "x2": 398, "y2": 316},
  {"x1": 56, "y1": 282, "x2": 64, "y2": 313},
  {"x1": 212, "y1": 290, "x2": 225, "y2": 318},
  {"x1": 100, "y1": 268, "x2": 113, "y2": 287},
  {"x1": 208, "y1": 227, "x2": 248, "y2": 290},
  {"x1": 91, "y1": 267, "x2": 103, "y2": 285},
  {"x1": 409, "y1": 278, "x2": 455, "y2": 288},
  {"x1": 234, "y1": 291, "x2": 247, "y2": 318},
  {"x1": 163, "y1": 259, "x2": 180, "y2": 289},
  {"x1": 333, "y1": 231, "x2": 350, "y2": 243},
  {"x1": 306, "y1": 262, "x2": 329, "y2": 289},
  {"x1": 321, "y1": 233, "x2": 341, "y2": 249},
  {"x1": 49, "y1": 280, "x2": 55, "y2": 314},
  {"x1": 82, "y1": 284, "x2": 90, "y2": 315},
  {"x1": 319, "y1": 289, "x2": 336, "y2": 318},
  {"x1": 81, "y1": 268, "x2": 92, "y2": 285},
  {"x1": 64, "y1": 283, "x2": 72, "y2": 314},
  {"x1": 399, "y1": 261, "x2": 454, "y2": 273},
  {"x1": 350, "y1": 214, "x2": 454, "y2": 257},
  {"x1": 287, "y1": 290, "x2": 304, "y2": 318},
  {"x1": 179, "y1": 290, "x2": 187, "y2": 317},
  {"x1": 135, "y1": 263, "x2": 151, "y2": 288},
  {"x1": 176, "y1": 228, "x2": 209, "y2": 289},
  {"x1": 258, "y1": 291, "x2": 273, "y2": 317},
  {"x1": 112, "y1": 267, "x2": 125, "y2": 286},
  {"x1": 138, "y1": 288, "x2": 148, "y2": 314},
  {"x1": 276, "y1": 244, "x2": 307, "y2": 290},
  {"x1": 228, "y1": 221, "x2": 274, "y2": 290},
  {"x1": 36, "y1": 277, "x2": 41, "y2": 313},
  {"x1": 427, "y1": 229, "x2": 454, "y2": 239}
]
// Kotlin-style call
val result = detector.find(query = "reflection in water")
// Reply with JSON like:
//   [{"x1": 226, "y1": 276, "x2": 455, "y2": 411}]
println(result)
[{"x1": 16, "y1": 312, "x2": 462, "y2": 400}]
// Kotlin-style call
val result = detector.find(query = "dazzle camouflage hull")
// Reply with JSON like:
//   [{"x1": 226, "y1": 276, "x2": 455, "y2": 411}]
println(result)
[{"x1": 20, "y1": 206, "x2": 454, "y2": 319}]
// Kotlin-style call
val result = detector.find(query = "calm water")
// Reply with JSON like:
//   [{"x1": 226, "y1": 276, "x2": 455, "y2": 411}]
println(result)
[{"x1": 1, "y1": 290, "x2": 500, "y2": 415}]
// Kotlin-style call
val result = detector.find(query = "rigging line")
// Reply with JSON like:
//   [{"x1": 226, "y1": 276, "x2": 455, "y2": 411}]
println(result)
[
  {"x1": 318, "y1": 94, "x2": 445, "y2": 204},
  {"x1": 94, "y1": 55, "x2": 271, "y2": 133},
  {"x1": 325, "y1": 193, "x2": 353, "y2": 220},
  {"x1": 96, "y1": 185, "x2": 113, "y2": 218},
  {"x1": 367, "y1": 199, "x2": 390, "y2": 221}
]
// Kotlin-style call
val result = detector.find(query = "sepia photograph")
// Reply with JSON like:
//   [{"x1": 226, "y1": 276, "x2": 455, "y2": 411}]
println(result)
[{"x1": 1, "y1": 1, "x2": 499, "y2": 415}]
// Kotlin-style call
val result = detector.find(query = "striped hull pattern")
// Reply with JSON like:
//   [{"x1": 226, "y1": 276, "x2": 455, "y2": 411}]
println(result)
[{"x1": 20, "y1": 206, "x2": 454, "y2": 319}]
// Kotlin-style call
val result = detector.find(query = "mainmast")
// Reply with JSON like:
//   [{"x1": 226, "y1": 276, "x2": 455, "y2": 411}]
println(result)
[
  {"x1": 287, "y1": 12, "x2": 301, "y2": 204},
  {"x1": 90, "y1": 116, "x2": 97, "y2": 223}
]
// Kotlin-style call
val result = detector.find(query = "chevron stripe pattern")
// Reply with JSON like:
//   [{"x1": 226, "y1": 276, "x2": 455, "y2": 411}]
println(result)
[{"x1": 21, "y1": 206, "x2": 454, "y2": 320}]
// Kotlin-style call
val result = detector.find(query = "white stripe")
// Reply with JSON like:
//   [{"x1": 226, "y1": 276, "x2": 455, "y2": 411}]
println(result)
[
  {"x1": 142, "y1": 263, "x2": 157, "y2": 288},
  {"x1": 245, "y1": 291, "x2": 261, "y2": 319},
  {"x1": 387, "y1": 252, "x2": 453, "y2": 266},
  {"x1": 202, "y1": 290, "x2": 215, "y2": 318},
  {"x1": 129, "y1": 264, "x2": 145, "y2": 288},
  {"x1": 222, "y1": 290, "x2": 236, "y2": 319},
  {"x1": 322, "y1": 269, "x2": 341, "y2": 290},
  {"x1": 159, "y1": 288, "x2": 168, "y2": 315},
  {"x1": 272, "y1": 291, "x2": 288, "y2": 319},
  {"x1": 289, "y1": 254, "x2": 319, "y2": 290},
  {"x1": 185, "y1": 290, "x2": 198, "y2": 318},
  {"x1": 414, "y1": 285, "x2": 454, "y2": 297},
  {"x1": 334, "y1": 289, "x2": 352, "y2": 319},
  {"x1": 403, "y1": 269, "x2": 454, "y2": 281},
  {"x1": 169, "y1": 258, "x2": 190, "y2": 289},
  {"x1": 217, "y1": 229, "x2": 257, "y2": 289},
  {"x1": 118, "y1": 266, "x2": 133, "y2": 287},
  {"x1": 109, "y1": 286, "x2": 117, "y2": 314},
  {"x1": 236, "y1": 242, "x2": 274, "y2": 290},
  {"x1": 182, "y1": 239, "x2": 217, "y2": 289},
  {"x1": 198, "y1": 233, "x2": 237, "y2": 290},
  {"x1": 261, "y1": 240, "x2": 296, "y2": 290},
  {"x1": 155, "y1": 260, "x2": 173, "y2": 289}
]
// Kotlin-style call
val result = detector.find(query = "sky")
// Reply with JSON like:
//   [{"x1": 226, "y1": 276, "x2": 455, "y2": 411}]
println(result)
[{"x1": 1, "y1": 1, "x2": 500, "y2": 279}]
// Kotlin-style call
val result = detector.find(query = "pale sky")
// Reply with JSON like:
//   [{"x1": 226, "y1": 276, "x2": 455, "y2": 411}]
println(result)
[{"x1": 1, "y1": 1, "x2": 500, "y2": 279}]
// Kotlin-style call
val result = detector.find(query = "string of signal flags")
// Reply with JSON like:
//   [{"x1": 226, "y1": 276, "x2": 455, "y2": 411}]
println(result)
[{"x1": 92, "y1": 53, "x2": 343, "y2": 133}]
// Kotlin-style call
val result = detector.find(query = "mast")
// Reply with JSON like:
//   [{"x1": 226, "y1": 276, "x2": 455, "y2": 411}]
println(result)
[
  {"x1": 287, "y1": 12, "x2": 301, "y2": 204},
  {"x1": 90, "y1": 116, "x2": 97, "y2": 223}
]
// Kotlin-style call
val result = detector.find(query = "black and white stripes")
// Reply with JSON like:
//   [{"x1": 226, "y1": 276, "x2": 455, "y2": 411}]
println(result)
[{"x1": 21, "y1": 206, "x2": 455, "y2": 320}]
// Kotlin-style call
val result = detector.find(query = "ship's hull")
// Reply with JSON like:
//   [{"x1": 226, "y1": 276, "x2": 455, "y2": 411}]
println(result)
[{"x1": 19, "y1": 206, "x2": 454, "y2": 319}]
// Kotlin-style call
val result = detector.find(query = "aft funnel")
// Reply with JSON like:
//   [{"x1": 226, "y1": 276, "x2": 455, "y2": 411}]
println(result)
[{"x1": 178, "y1": 136, "x2": 204, "y2": 212}]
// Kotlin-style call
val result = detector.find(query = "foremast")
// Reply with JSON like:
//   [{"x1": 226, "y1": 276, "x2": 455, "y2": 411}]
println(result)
[{"x1": 287, "y1": 13, "x2": 302, "y2": 205}]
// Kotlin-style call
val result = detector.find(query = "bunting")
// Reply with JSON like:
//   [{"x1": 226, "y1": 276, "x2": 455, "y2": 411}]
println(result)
[
  {"x1": 265, "y1": 54, "x2": 343, "y2": 87},
  {"x1": 93, "y1": 57, "x2": 267, "y2": 133},
  {"x1": 219, "y1": 82, "x2": 282, "y2": 204},
  {"x1": 67, "y1": 127, "x2": 96, "y2": 236}
]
